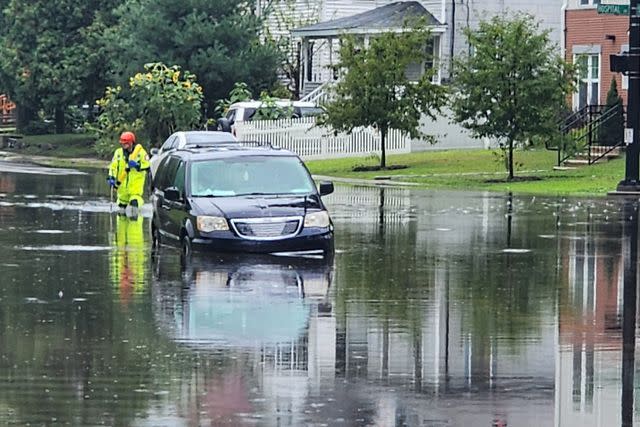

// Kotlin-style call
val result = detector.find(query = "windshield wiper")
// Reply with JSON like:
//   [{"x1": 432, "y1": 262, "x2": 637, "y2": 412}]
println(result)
[{"x1": 240, "y1": 192, "x2": 278, "y2": 196}]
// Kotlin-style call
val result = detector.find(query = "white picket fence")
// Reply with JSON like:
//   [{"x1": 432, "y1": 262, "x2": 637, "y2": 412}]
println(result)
[{"x1": 233, "y1": 117, "x2": 411, "y2": 160}]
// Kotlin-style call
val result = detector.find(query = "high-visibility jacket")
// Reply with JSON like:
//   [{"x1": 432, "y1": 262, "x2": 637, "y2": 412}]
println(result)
[{"x1": 108, "y1": 143, "x2": 150, "y2": 205}]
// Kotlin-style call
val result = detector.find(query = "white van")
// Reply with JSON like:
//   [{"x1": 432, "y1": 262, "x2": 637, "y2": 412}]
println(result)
[{"x1": 217, "y1": 100, "x2": 324, "y2": 134}]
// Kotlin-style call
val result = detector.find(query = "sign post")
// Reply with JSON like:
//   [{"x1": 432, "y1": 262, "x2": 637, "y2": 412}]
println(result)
[{"x1": 610, "y1": 0, "x2": 640, "y2": 191}]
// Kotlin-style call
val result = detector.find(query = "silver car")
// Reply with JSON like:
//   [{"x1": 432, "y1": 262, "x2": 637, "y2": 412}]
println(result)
[{"x1": 149, "y1": 131, "x2": 238, "y2": 180}]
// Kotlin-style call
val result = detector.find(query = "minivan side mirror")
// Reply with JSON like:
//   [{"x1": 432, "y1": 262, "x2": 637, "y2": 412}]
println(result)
[
  {"x1": 150, "y1": 147, "x2": 159, "y2": 157},
  {"x1": 164, "y1": 186, "x2": 182, "y2": 201},
  {"x1": 319, "y1": 181, "x2": 334, "y2": 196}
]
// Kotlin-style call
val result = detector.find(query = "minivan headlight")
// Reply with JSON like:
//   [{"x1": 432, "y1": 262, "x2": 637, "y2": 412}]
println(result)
[
  {"x1": 304, "y1": 211, "x2": 331, "y2": 228},
  {"x1": 197, "y1": 216, "x2": 229, "y2": 232}
]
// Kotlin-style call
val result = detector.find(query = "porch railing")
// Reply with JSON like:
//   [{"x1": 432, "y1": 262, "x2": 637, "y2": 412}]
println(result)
[{"x1": 546, "y1": 104, "x2": 626, "y2": 166}]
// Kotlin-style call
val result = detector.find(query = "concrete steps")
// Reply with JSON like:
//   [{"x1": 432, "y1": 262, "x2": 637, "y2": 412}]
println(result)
[{"x1": 560, "y1": 145, "x2": 622, "y2": 168}]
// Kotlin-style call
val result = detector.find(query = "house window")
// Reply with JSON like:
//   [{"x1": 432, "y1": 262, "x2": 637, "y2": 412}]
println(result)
[
  {"x1": 424, "y1": 36, "x2": 441, "y2": 84},
  {"x1": 574, "y1": 54, "x2": 600, "y2": 110}
]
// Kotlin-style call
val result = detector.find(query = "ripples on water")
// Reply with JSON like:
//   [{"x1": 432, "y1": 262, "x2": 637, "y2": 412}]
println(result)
[{"x1": 0, "y1": 169, "x2": 635, "y2": 426}]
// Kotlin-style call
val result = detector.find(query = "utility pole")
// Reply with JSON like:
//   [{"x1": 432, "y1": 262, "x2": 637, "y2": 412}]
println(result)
[{"x1": 612, "y1": 0, "x2": 640, "y2": 191}]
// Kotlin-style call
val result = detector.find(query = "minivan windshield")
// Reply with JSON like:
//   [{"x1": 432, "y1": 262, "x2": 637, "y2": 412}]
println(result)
[{"x1": 190, "y1": 156, "x2": 316, "y2": 197}]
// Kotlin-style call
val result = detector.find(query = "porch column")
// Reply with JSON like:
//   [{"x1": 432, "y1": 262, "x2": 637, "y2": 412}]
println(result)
[
  {"x1": 328, "y1": 38, "x2": 333, "y2": 80},
  {"x1": 300, "y1": 38, "x2": 309, "y2": 96}
]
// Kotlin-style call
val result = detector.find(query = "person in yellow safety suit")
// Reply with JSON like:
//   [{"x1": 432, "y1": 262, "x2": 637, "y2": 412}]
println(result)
[
  {"x1": 107, "y1": 131, "x2": 150, "y2": 213},
  {"x1": 110, "y1": 214, "x2": 147, "y2": 307}
]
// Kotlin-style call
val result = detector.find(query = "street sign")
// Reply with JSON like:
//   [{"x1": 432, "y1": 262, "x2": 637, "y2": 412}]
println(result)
[
  {"x1": 598, "y1": 4, "x2": 629, "y2": 14},
  {"x1": 599, "y1": 0, "x2": 630, "y2": 14}
]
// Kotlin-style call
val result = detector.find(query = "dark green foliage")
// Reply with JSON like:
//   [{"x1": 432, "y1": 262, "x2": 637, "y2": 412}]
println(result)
[
  {"x1": 322, "y1": 20, "x2": 447, "y2": 169},
  {"x1": 451, "y1": 14, "x2": 576, "y2": 180},
  {"x1": 0, "y1": 0, "x2": 123, "y2": 133},
  {"x1": 599, "y1": 78, "x2": 624, "y2": 147},
  {"x1": 110, "y1": 0, "x2": 282, "y2": 115}
]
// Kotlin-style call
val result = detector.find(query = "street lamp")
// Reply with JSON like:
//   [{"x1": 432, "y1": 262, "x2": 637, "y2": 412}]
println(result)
[{"x1": 611, "y1": 0, "x2": 640, "y2": 191}]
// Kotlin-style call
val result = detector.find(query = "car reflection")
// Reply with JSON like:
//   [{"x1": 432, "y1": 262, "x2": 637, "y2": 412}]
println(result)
[{"x1": 151, "y1": 253, "x2": 333, "y2": 350}]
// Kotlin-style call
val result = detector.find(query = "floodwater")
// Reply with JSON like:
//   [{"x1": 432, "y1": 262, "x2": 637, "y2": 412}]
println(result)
[{"x1": 0, "y1": 162, "x2": 639, "y2": 426}]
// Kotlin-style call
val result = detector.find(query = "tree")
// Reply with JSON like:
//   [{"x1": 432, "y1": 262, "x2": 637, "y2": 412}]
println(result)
[
  {"x1": 110, "y1": 0, "x2": 282, "y2": 116},
  {"x1": 451, "y1": 14, "x2": 575, "y2": 180},
  {"x1": 599, "y1": 78, "x2": 624, "y2": 147},
  {"x1": 0, "y1": 0, "x2": 123, "y2": 133},
  {"x1": 322, "y1": 21, "x2": 447, "y2": 169},
  {"x1": 90, "y1": 62, "x2": 203, "y2": 157},
  {"x1": 262, "y1": 0, "x2": 321, "y2": 99}
]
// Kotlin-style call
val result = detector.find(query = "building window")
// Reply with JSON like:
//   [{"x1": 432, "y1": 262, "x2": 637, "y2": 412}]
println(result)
[
  {"x1": 574, "y1": 54, "x2": 600, "y2": 110},
  {"x1": 580, "y1": 0, "x2": 600, "y2": 5}
]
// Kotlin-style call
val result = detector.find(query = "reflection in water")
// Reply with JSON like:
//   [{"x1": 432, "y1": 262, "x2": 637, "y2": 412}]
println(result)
[
  {"x1": 110, "y1": 215, "x2": 147, "y2": 306},
  {"x1": 556, "y1": 198, "x2": 640, "y2": 427},
  {"x1": 4, "y1": 168, "x2": 640, "y2": 425},
  {"x1": 621, "y1": 201, "x2": 637, "y2": 427},
  {"x1": 151, "y1": 253, "x2": 334, "y2": 425}
]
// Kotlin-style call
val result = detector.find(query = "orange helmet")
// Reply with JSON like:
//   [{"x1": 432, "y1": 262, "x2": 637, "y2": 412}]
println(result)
[{"x1": 119, "y1": 131, "x2": 136, "y2": 145}]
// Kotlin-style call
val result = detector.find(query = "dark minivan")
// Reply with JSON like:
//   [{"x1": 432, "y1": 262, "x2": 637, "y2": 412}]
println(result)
[{"x1": 150, "y1": 145, "x2": 334, "y2": 258}]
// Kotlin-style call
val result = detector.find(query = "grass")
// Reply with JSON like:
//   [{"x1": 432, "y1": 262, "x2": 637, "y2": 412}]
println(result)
[
  {"x1": 2, "y1": 133, "x2": 97, "y2": 158},
  {"x1": 305, "y1": 148, "x2": 626, "y2": 197},
  {"x1": 0, "y1": 132, "x2": 629, "y2": 196}
]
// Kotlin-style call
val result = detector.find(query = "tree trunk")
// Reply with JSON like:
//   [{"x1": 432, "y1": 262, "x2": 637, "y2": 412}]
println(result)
[
  {"x1": 380, "y1": 127, "x2": 387, "y2": 169},
  {"x1": 508, "y1": 139, "x2": 514, "y2": 180},
  {"x1": 55, "y1": 107, "x2": 65, "y2": 134},
  {"x1": 16, "y1": 104, "x2": 37, "y2": 133}
]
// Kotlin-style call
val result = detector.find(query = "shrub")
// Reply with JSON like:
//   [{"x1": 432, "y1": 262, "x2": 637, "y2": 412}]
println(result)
[{"x1": 89, "y1": 62, "x2": 204, "y2": 156}]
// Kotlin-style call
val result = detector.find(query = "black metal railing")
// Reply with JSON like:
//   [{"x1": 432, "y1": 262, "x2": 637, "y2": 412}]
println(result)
[{"x1": 546, "y1": 104, "x2": 626, "y2": 166}]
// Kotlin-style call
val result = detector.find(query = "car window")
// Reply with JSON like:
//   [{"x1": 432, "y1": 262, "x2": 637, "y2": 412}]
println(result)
[
  {"x1": 190, "y1": 156, "x2": 315, "y2": 197},
  {"x1": 186, "y1": 133, "x2": 237, "y2": 144},
  {"x1": 161, "y1": 136, "x2": 177, "y2": 153},
  {"x1": 226, "y1": 109, "x2": 237, "y2": 121},
  {"x1": 243, "y1": 108, "x2": 257, "y2": 121},
  {"x1": 298, "y1": 107, "x2": 324, "y2": 117},
  {"x1": 158, "y1": 156, "x2": 181, "y2": 191},
  {"x1": 173, "y1": 161, "x2": 185, "y2": 194},
  {"x1": 153, "y1": 156, "x2": 171, "y2": 189}
]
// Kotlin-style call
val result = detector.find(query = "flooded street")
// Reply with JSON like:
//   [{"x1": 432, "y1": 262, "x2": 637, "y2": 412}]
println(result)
[{"x1": 0, "y1": 165, "x2": 638, "y2": 426}]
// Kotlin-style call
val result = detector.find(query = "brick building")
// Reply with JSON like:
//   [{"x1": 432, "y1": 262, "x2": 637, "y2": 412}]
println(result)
[{"x1": 564, "y1": 0, "x2": 629, "y2": 109}]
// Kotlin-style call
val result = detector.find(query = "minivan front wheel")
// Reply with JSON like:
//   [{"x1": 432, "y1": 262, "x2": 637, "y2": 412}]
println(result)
[
  {"x1": 151, "y1": 223, "x2": 162, "y2": 250},
  {"x1": 181, "y1": 235, "x2": 193, "y2": 259}
]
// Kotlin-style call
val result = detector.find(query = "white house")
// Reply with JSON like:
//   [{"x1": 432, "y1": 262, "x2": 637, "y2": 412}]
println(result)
[
  {"x1": 284, "y1": 0, "x2": 563, "y2": 98},
  {"x1": 258, "y1": 0, "x2": 564, "y2": 151}
]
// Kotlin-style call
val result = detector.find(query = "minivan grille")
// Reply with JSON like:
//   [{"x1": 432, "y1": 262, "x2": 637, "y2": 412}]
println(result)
[{"x1": 231, "y1": 216, "x2": 302, "y2": 241}]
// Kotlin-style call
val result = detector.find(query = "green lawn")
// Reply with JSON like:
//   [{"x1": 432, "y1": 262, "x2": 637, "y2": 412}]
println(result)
[
  {"x1": 305, "y1": 148, "x2": 626, "y2": 197},
  {"x1": 0, "y1": 132, "x2": 629, "y2": 196},
  {"x1": 3, "y1": 133, "x2": 97, "y2": 158}
]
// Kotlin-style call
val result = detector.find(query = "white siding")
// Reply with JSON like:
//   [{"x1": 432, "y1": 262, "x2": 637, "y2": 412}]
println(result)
[
  {"x1": 566, "y1": 0, "x2": 601, "y2": 9},
  {"x1": 440, "y1": 0, "x2": 563, "y2": 79}
]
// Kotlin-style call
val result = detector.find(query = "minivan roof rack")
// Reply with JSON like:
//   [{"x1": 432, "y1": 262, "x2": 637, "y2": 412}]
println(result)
[{"x1": 176, "y1": 141, "x2": 280, "y2": 155}]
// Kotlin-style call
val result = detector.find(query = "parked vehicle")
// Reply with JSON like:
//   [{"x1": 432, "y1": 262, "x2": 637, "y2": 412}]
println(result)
[
  {"x1": 149, "y1": 131, "x2": 238, "y2": 180},
  {"x1": 217, "y1": 100, "x2": 324, "y2": 134},
  {"x1": 150, "y1": 144, "x2": 335, "y2": 258}
]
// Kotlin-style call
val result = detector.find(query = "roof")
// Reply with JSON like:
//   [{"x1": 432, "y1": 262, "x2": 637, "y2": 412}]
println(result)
[
  {"x1": 178, "y1": 131, "x2": 238, "y2": 144},
  {"x1": 229, "y1": 100, "x2": 317, "y2": 109},
  {"x1": 292, "y1": 1, "x2": 443, "y2": 39},
  {"x1": 176, "y1": 145, "x2": 298, "y2": 161}
]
